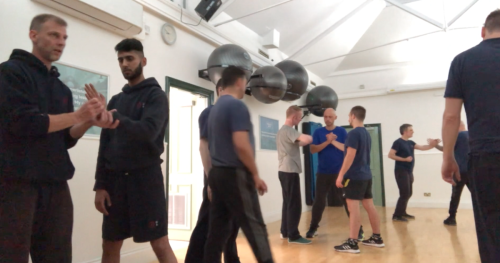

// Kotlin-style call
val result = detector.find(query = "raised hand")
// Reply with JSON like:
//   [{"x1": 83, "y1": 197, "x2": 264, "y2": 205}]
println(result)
[
  {"x1": 85, "y1": 83, "x2": 106, "y2": 108},
  {"x1": 75, "y1": 98, "x2": 104, "y2": 122},
  {"x1": 428, "y1": 138, "x2": 440, "y2": 146}
]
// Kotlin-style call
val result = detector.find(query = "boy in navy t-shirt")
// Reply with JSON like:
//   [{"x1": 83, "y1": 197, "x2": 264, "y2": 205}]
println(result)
[{"x1": 334, "y1": 106, "x2": 385, "y2": 253}]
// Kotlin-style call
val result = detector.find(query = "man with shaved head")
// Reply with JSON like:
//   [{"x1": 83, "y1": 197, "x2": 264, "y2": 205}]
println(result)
[{"x1": 305, "y1": 108, "x2": 363, "y2": 240}]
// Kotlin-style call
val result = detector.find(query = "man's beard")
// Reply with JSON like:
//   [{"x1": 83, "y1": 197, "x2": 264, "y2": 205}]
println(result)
[{"x1": 123, "y1": 63, "x2": 143, "y2": 81}]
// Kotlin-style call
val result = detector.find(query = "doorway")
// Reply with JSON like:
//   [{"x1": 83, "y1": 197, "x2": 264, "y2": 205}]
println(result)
[
  {"x1": 343, "y1": 124, "x2": 385, "y2": 207},
  {"x1": 165, "y1": 77, "x2": 214, "y2": 241}
]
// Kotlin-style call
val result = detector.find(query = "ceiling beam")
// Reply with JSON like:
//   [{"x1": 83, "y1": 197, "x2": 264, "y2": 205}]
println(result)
[
  {"x1": 209, "y1": 0, "x2": 236, "y2": 22},
  {"x1": 447, "y1": 0, "x2": 480, "y2": 28},
  {"x1": 288, "y1": 0, "x2": 375, "y2": 60},
  {"x1": 213, "y1": 0, "x2": 294, "y2": 27},
  {"x1": 304, "y1": 30, "x2": 443, "y2": 66},
  {"x1": 385, "y1": 0, "x2": 444, "y2": 29}
]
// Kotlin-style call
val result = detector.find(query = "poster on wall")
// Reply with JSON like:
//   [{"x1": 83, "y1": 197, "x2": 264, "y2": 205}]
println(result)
[
  {"x1": 54, "y1": 63, "x2": 109, "y2": 137},
  {"x1": 259, "y1": 116, "x2": 279, "y2": 151}
]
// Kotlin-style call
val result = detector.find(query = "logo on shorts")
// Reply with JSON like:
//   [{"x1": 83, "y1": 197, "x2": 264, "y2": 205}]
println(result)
[{"x1": 148, "y1": 220, "x2": 159, "y2": 229}]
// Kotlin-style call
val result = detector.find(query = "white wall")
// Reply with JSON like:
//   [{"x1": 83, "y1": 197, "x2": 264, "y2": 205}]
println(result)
[
  {"x1": 307, "y1": 89, "x2": 470, "y2": 210},
  {"x1": 0, "y1": 1, "x2": 317, "y2": 262}
]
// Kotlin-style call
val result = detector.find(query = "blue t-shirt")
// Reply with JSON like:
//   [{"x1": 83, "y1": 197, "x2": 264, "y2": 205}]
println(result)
[
  {"x1": 312, "y1": 126, "x2": 347, "y2": 174},
  {"x1": 444, "y1": 38, "x2": 500, "y2": 153},
  {"x1": 208, "y1": 95, "x2": 255, "y2": 168},
  {"x1": 391, "y1": 138, "x2": 416, "y2": 172},
  {"x1": 199, "y1": 105, "x2": 213, "y2": 139},
  {"x1": 344, "y1": 127, "x2": 372, "y2": 180},
  {"x1": 455, "y1": 131, "x2": 470, "y2": 173}
]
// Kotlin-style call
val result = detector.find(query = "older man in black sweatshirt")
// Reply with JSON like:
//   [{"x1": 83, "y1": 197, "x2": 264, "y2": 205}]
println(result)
[
  {"x1": 91, "y1": 39, "x2": 177, "y2": 263},
  {"x1": 0, "y1": 14, "x2": 110, "y2": 262}
]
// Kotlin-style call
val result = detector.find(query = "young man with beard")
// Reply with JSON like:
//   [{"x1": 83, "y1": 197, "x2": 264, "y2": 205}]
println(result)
[
  {"x1": 0, "y1": 14, "x2": 110, "y2": 262},
  {"x1": 184, "y1": 79, "x2": 240, "y2": 263},
  {"x1": 306, "y1": 108, "x2": 364, "y2": 241},
  {"x1": 91, "y1": 38, "x2": 177, "y2": 263},
  {"x1": 334, "y1": 106, "x2": 384, "y2": 253}
]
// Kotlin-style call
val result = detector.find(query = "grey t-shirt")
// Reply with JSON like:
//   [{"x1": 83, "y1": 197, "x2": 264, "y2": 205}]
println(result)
[
  {"x1": 277, "y1": 125, "x2": 302, "y2": 173},
  {"x1": 208, "y1": 95, "x2": 255, "y2": 168}
]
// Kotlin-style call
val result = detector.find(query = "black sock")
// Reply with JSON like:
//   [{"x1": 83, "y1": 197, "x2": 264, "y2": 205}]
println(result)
[
  {"x1": 348, "y1": 238, "x2": 358, "y2": 244},
  {"x1": 373, "y1": 233, "x2": 381, "y2": 238}
]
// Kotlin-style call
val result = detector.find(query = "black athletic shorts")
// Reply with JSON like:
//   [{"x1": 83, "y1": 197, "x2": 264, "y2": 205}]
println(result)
[
  {"x1": 342, "y1": 179, "x2": 373, "y2": 200},
  {"x1": 103, "y1": 165, "x2": 168, "y2": 243}
]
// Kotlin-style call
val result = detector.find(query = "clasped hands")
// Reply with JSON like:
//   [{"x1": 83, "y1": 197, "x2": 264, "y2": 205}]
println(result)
[
  {"x1": 83, "y1": 84, "x2": 119, "y2": 129},
  {"x1": 326, "y1": 132, "x2": 338, "y2": 143},
  {"x1": 427, "y1": 138, "x2": 441, "y2": 146}
]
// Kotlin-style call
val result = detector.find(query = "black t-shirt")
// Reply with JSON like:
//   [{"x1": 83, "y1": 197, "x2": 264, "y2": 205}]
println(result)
[
  {"x1": 344, "y1": 127, "x2": 372, "y2": 180},
  {"x1": 391, "y1": 138, "x2": 416, "y2": 172},
  {"x1": 444, "y1": 38, "x2": 500, "y2": 153}
]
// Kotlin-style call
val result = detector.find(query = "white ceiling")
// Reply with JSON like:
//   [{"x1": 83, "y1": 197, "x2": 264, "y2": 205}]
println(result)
[{"x1": 220, "y1": 0, "x2": 499, "y2": 79}]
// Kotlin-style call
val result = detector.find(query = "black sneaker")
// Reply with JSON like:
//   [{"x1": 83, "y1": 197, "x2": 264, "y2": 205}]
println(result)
[
  {"x1": 306, "y1": 228, "x2": 318, "y2": 238},
  {"x1": 334, "y1": 239, "x2": 360, "y2": 253},
  {"x1": 357, "y1": 226, "x2": 364, "y2": 241},
  {"x1": 444, "y1": 216, "x2": 457, "y2": 226},
  {"x1": 362, "y1": 235, "x2": 385, "y2": 248},
  {"x1": 403, "y1": 214, "x2": 416, "y2": 219},
  {"x1": 392, "y1": 215, "x2": 408, "y2": 222}
]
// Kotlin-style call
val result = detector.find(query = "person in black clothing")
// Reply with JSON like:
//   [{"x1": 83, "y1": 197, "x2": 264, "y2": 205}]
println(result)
[
  {"x1": 204, "y1": 66, "x2": 273, "y2": 263},
  {"x1": 91, "y1": 39, "x2": 177, "y2": 263},
  {"x1": 0, "y1": 14, "x2": 110, "y2": 262},
  {"x1": 184, "y1": 80, "x2": 240, "y2": 263},
  {"x1": 433, "y1": 121, "x2": 470, "y2": 226},
  {"x1": 388, "y1": 124, "x2": 439, "y2": 222},
  {"x1": 441, "y1": 10, "x2": 500, "y2": 263}
]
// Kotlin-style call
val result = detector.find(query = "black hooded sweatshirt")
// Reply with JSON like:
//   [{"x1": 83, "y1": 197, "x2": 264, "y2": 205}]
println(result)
[
  {"x1": 0, "y1": 49, "x2": 79, "y2": 183},
  {"x1": 93, "y1": 77, "x2": 169, "y2": 190}
]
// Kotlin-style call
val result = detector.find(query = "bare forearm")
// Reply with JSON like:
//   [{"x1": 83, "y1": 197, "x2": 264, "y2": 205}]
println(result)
[
  {"x1": 69, "y1": 121, "x2": 93, "y2": 139},
  {"x1": 200, "y1": 140, "x2": 212, "y2": 178},
  {"x1": 442, "y1": 115, "x2": 460, "y2": 158},
  {"x1": 236, "y1": 146, "x2": 259, "y2": 177},
  {"x1": 435, "y1": 145, "x2": 443, "y2": 151},
  {"x1": 338, "y1": 157, "x2": 354, "y2": 179},
  {"x1": 310, "y1": 141, "x2": 330, "y2": 154},
  {"x1": 48, "y1": 113, "x2": 79, "y2": 133},
  {"x1": 332, "y1": 141, "x2": 345, "y2": 151},
  {"x1": 389, "y1": 154, "x2": 408, "y2": 162},
  {"x1": 417, "y1": 144, "x2": 435, "y2": 151}
]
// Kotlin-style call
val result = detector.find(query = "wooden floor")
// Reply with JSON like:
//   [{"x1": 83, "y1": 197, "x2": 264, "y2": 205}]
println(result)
[{"x1": 170, "y1": 207, "x2": 480, "y2": 263}]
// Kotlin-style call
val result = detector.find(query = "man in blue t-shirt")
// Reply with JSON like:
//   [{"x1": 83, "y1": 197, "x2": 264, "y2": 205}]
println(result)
[
  {"x1": 388, "y1": 124, "x2": 439, "y2": 222},
  {"x1": 203, "y1": 66, "x2": 273, "y2": 263},
  {"x1": 433, "y1": 121, "x2": 470, "y2": 226},
  {"x1": 185, "y1": 80, "x2": 240, "y2": 263},
  {"x1": 334, "y1": 106, "x2": 384, "y2": 253},
  {"x1": 441, "y1": 10, "x2": 500, "y2": 262},
  {"x1": 306, "y1": 108, "x2": 364, "y2": 240}
]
